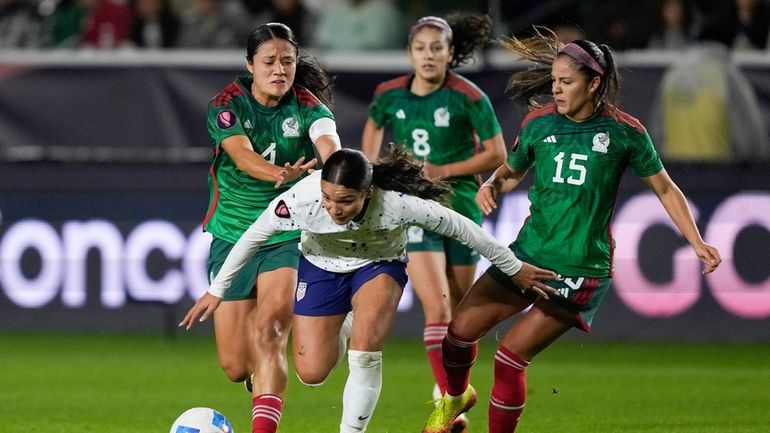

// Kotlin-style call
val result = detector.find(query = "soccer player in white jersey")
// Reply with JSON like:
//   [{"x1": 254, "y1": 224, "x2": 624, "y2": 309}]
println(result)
[{"x1": 181, "y1": 147, "x2": 558, "y2": 433}]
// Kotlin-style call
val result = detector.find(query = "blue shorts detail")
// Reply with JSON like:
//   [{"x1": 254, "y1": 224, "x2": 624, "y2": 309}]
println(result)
[{"x1": 293, "y1": 256, "x2": 408, "y2": 316}]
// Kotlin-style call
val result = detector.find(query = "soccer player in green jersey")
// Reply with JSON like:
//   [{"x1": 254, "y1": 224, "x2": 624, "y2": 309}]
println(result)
[
  {"x1": 202, "y1": 23, "x2": 340, "y2": 433},
  {"x1": 423, "y1": 29, "x2": 722, "y2": 433},
  {"x1": 361, "y1": 15, "x2": 506, "y2": 428}
]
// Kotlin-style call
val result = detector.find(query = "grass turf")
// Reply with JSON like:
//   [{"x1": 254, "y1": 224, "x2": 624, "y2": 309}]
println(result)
[{"x1": 1, "y1": 333, "x2": 768, "y2": 433}]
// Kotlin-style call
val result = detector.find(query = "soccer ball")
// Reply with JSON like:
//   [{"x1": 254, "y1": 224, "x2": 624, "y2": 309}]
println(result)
[{"x1": 169, "y1": 407, "x2": 234, "y2": 433}]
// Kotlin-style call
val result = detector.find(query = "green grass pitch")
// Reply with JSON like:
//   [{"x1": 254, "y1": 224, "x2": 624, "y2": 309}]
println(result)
[{"x1": 1, "y1": 333, "x2": 769, "y2": 433}]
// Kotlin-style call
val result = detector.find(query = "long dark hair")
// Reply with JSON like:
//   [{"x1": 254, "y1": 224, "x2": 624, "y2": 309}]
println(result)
[
  {"x1": 408, "y1": 13, "x2": 492, "y2": 70},
  {"x1": 322, "y1": 147, "x2": 450, "y2": 202},
  {"x1": 245, "y1": 22, "x2": 334, "y2": 107},
  {"x1": 502, "y1": 27, "x2": 619, "y2": 111}
]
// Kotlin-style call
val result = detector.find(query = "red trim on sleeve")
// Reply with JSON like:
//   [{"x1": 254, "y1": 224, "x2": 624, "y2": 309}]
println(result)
[
  {"x1": 373, "y1": 75, "x2": 411, "y2": 97},
  {"x1": 294, "y1": 86, "x2": 322, "y2": 107},
  {"x1": 201, "y1": 147, "x2": 221, "y2": 230},
  {"x1": 210, "y1": 81, "x2": 244, "y2": 108},
  {"x1": 520, "y1": 103, "x2": 558, "y2": 130},
  {"x1": 603, "y1": 105, "x2": 645, "y2": 134},
  {"x1": 444, "y1": 72, "x2": 483, "y2": 102}
]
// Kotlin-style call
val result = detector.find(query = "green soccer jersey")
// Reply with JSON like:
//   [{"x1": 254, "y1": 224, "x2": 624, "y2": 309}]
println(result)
[
  {"x1": 508, "y1": 103, "x2": 663, "y2": 277},
  {"x1": 203, "y1": 77, "x2": 334, "y2": 245},
  {"x1": 367, "y1": 71, "x2": 502, "y2": 223}
]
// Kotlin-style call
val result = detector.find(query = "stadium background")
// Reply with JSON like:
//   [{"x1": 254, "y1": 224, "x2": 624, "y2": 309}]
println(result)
[{"x1": 0, "y1": 49, "x2": 768, "y2": 342}]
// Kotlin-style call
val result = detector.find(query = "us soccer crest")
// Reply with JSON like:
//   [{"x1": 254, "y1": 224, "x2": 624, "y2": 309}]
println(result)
[
  {"x1": 296, "y1": 281, "x2": 307, "y2": 301},
  {"x1": 592, "y1": 132, "x2": 610, "y2": 153},
  {"x1": 433, "y1": 107, "x2": 450, "y2": 127},
  {"x1": 282, "y1": 117, "x2": 300, "y2": 137}
]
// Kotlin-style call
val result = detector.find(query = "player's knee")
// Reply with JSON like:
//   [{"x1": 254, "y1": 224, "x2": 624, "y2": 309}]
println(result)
[
  {"x1": 219, "y1": 360, "x2": 249, "y2": 383},
  {"x1": 253, "y1": 317, "x2": 291, "y2": 349},
  {"x1": 294, "y1": 368, "x2": 330, "y2": 387}
]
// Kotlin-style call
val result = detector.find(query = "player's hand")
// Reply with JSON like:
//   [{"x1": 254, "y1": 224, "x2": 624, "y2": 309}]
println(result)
[
  {"x1": 274, "y1": 156, "x2": 318, "y2": 188},
  {"x1": 510, "y1": 262, "x2": 560, "y2": 299},
  {"x1": 422, "y1": 162, "x2": 448, "y2": 180},
  {"x1": 695, "y1": 242, "x2": 721, "y2": 275},
  {"x1": 476, "y1": 183, "x2": 498, "y2": 216},
  {"x1": 179, "y1": 292, "x2": 222, "y2": 330}
]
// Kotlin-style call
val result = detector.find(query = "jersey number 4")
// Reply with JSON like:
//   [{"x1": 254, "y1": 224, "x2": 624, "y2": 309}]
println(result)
[
  {"x1": 552, "y1": 152, "x2": 588, "y2": 185},
  {"x1": 261, "y1": 142, "x2": 277, "y2": 164}
]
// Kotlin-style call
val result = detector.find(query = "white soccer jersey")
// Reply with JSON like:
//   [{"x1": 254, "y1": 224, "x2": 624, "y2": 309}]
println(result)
[{"x1": 208, "y1": 171, "x2": 522, "y2": 297}]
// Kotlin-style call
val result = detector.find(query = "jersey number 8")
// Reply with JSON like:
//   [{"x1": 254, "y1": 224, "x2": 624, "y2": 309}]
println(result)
[{"x1": 411, "y1": 128, "x2": 430, "y2": 157}]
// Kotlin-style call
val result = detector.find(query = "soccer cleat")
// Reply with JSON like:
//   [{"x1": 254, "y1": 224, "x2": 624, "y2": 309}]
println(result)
[
  {"x1": 244, "y1": 373, "x2": 253, "y2": 393},
  {"x1": 422, "y1": 385, "x2": 477, "y2": 433},
  {"x1": 450, "y1": 413, "x2": 468, "y2": 433}
]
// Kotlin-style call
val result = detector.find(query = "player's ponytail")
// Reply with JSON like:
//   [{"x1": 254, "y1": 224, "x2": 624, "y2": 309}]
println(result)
[
  {"x1": 447, "y1": 12, "x2": 492, "y2": 69},
  {"x1": 503, "y1": 26, "x2": 621, "y2": 111},
  {"x1": 371, "y1": 145, "x2": 450, "y2": 202},
  {"x1": 295, "y1": 55, "x2": 334, "y2": 108},
  {"x1": 322, "y1": 147, "x2": 450, "y2": 203}
]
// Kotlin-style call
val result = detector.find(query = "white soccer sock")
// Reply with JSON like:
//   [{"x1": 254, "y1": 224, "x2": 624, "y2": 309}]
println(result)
[
  {"x1": 335, "y1": 311, "x2": 354, "y2": 370},
  {"x1": 340, "y1": 350, "x2": 382, "y2": 433}
]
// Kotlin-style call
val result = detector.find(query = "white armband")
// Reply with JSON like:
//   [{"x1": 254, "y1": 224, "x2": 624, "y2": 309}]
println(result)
[{"x1": 309, "y1": 117, "x2": 339, "y2": 144}]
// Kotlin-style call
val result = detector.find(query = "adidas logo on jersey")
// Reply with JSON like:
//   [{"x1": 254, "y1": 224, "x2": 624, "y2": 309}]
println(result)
[
  {"x1": 543, "y1": 135, "x2": 557, "y2": 143},
  {"x1": 243, "y1": 119, "x2": 253, "y2": 129},
  {"x1": 395, "y1": 109, "x2": 406, "y2": 119}
]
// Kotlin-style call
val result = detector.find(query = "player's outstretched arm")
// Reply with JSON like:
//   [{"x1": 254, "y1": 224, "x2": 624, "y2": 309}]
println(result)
[{"x1": 642, "y1": 169, "x2": 721, "y2": 275}]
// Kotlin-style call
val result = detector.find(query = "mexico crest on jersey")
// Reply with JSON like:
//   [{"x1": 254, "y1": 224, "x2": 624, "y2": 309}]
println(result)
[
  {"x1": 434, "y1": 107, "x2": 450, "y2": 127},
  {"x1": 282, "y1": 117, "x2": 300, "y2": 137},
  {"x1": 592, "y1": 132, "x2": 610, "y2": 153}
]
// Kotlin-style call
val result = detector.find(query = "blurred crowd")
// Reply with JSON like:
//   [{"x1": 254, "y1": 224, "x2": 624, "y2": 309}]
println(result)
[{"x1": 0, "y1": 0, "x2": 768, "y2": 51}]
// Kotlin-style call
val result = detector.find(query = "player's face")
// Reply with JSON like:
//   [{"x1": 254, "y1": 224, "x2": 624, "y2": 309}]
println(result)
[
  {"x1": 246, "y1": 38, "x2": 297, "y2": 107},
  {"x1": 551, "y1": 55, "x2": 600, "y2": 121},
  {"x1": 408, "y1": 27, "x2": 453, "y2": 84},
  {"x1": 320, "y1": 180, "x2": 370, "y2": 225}
]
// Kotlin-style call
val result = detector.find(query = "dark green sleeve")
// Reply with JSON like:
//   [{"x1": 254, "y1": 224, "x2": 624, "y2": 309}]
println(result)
[
  {"x1": 628, "y1": 127, "x2": 664, "y2": 177},
  {"x1": 207, "y1": 99, "x2": 247, "y2": 146},
  {"x1": 507, "y1": 123, "x2": 535, "y2": 172},
  {"x1": 367, "y1": 93, "x2": 390, "y2": 128},
  {"x1": 469, "y1": 94, "x2": 502, "y2": 142}
]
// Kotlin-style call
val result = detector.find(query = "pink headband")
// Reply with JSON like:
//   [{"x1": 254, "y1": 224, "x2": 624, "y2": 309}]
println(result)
[
  {"x1": 409, "y1": 16, "x2": 453, "y2": 42},
  {"x1": 559, "y1": 42, "x2": 604, "y2": 75}
]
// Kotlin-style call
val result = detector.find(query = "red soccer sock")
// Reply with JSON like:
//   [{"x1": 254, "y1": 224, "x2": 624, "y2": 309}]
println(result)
[
  {"x1": 488, "y1": 346, "x2": 529, "y2": 433},
  {"x1": 251, "y1": 394, "x2": 283, "y2": 433},
  {"x1": 442, "y1": 328, "x2": 478, "y2": 397},
  {"x1": 424, "y1": 323, "x2": 449, "y2": 394}
]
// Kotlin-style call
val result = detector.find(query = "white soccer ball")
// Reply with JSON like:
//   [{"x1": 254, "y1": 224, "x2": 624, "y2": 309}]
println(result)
[{"x1": 169, "y1": 407, "x2": 234, "y2": 433}]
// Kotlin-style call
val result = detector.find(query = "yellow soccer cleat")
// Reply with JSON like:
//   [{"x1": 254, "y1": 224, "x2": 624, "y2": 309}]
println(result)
[
  {"x1": 450, "y1": 413, "x2": 468, "y2": 433},
  {"x1": 422, "y1": 385, "x2": 477, "y2": 433}
]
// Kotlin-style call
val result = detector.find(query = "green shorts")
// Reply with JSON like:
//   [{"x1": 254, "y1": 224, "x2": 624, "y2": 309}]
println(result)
[
  {"x1": 207, "y1": 237, "x2": 301, "y2": 301},
  {"x1": 405, "y1": 226, "x2": 480, "y2": 266},
  {"x1": 486, "y1": 243, "x2": 612, "y2": 332}
]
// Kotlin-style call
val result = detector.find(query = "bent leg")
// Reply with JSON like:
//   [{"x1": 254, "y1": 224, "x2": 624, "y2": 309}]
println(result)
[
  {"x1": 340, "y1": 273, "x2": 403, "y2": 433},
  {"x1": 443, "y1": 273, "x2": 534, "y2": 397},
  {"x1": 250, "y1": 267, "x2": 296, "y2": 396},
  {"x1": 292, "y1": 314, "x2": 347, "y2": 385},
  {"x1": 408, "y1": 252, "x2": 452, "y2": 394},
  {"x1": 213, "y1": 298, "x2": 257, "y2": 382},
  {"x1": 487, "y1": 300, "x2": 575, "y2": 433}
]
